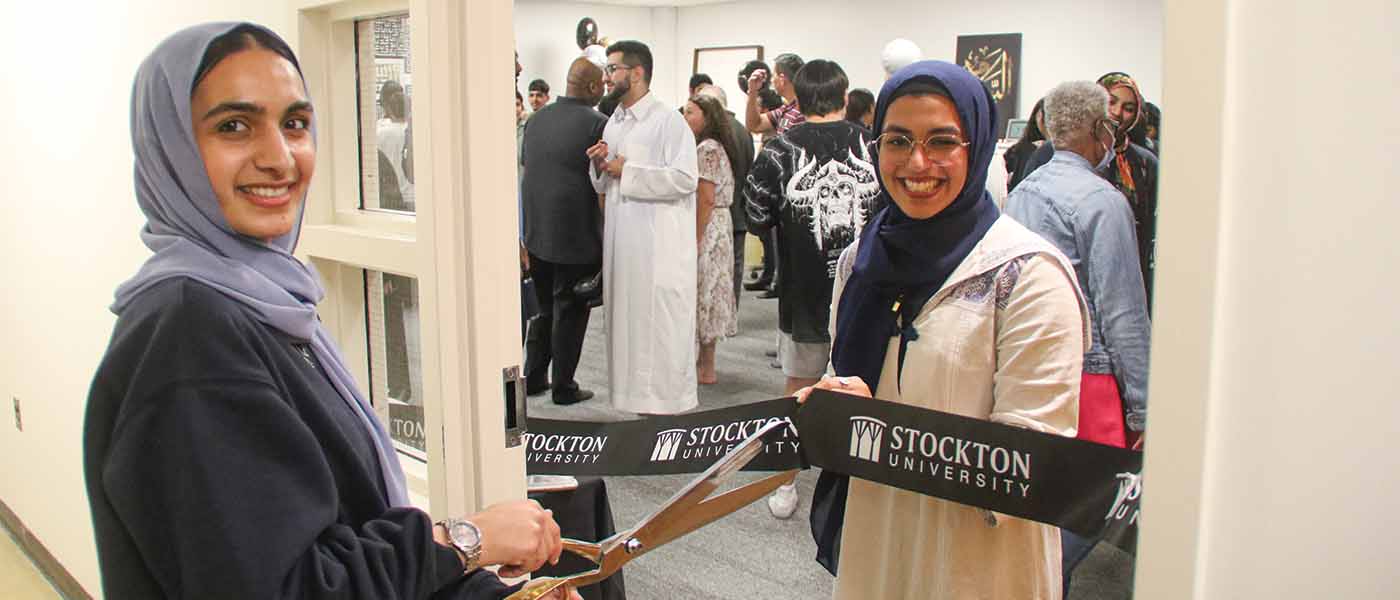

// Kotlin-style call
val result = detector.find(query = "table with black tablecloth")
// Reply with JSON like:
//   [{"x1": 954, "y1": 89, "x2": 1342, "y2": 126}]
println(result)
[{"x1": 529, "y1": 476, "x2": 626, "y2": 600}]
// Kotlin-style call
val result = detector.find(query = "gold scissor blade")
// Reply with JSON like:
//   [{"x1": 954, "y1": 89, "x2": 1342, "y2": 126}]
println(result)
[
  {"x1": 626, "y1": 419, "x2": 789, "y2": 550},
  {"x1": 644, "y1": 469, "x2": 799, "y2": 550},
  {"x1": 627, "y1": 419, "x2": 795, "y2": 551},
  {"x1": 508, "y1": 420, "x2": 797, "y2": 598}
]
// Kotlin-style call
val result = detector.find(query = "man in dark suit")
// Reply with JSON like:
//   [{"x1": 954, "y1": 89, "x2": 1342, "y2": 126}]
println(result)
[
  {"x1": 695, "y1": 85, "x2": 755, "y2": 311},
  {"x1": 521, "y1": 57, "x2": 607, "y2": 405}
]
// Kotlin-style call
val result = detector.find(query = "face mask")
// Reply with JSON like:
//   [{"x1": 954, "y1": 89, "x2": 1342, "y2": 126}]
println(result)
[
  {"x1": 1094, "y1": 122, "x2": 1117, "y2": 173},
  {"x1": 1095, "y1": 141, "x2": 1116, "y2": 173}
]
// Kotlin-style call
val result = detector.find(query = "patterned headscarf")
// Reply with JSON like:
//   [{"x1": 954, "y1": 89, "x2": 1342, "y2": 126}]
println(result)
[{"x1": 1097, "y1": 72, "x2": 1145, "y2": 200}]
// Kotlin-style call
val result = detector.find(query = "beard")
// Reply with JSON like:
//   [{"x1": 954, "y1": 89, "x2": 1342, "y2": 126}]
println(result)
[{"x1": 602, "y1": 78, "x2": 630, "y2": 105}]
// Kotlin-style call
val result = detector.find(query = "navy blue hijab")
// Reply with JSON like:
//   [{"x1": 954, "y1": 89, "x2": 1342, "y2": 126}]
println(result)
[
  {"x1": 810, "y1": 60, "x2": 1001, "y2": 574},
  {"x1": 832, "y1": 60, "x2": 1001, "y2": 395}
]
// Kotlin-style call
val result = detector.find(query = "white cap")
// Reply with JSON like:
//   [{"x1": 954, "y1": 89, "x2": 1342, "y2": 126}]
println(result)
[
  {"x1": 582, "y1": 44, "x2": 607, "y2": 69},
  {"x1": 881, "y1": 39, "x2": 922, "y2": 76}
]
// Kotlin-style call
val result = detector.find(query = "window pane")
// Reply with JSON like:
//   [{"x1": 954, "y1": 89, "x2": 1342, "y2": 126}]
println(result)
[
  {"x1": 366, "y1": 270, "x2": 425, "y2": 462},
  {"x1": 356, "y1": 14, "x2": 416, "y2": 214}
]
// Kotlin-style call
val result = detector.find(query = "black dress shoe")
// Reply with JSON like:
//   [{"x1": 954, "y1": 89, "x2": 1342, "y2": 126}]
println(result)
[
  {"x1": 744, "y1": 279, "x2": 772, "y2": 291},
  {"x1": 553, "y1": 388, "x2": 595, "y2": 405},
  {"x1": 526, "y1": 381, "x2": 550, "y2": 396},
  {"x1": 758, "y1": 288, "x2": 779, "y2": 299},
  {"x1": 764, "y1": 349, "x2": 778, "y2": 358}
]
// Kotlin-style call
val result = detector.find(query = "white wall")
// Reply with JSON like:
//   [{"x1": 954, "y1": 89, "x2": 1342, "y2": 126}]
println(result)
[
  {"x1": 514, "y1": 0, "x2": 1161, "y2": 120},
  {"x1": 514, "y1": 1, "x2": 660, "y2": 107},
  {"x1": 675, "y1": 0, "x2": 1162, "y2": 118},
  {"x1": 1136, "y1": 0, "x2": 1400, "y2": 598},
  {"x1": 0, "y1": 2, "x2": 297, "y2": 596}
]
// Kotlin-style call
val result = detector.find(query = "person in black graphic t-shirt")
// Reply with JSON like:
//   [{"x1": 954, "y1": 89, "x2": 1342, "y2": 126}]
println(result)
[{"x1": 745, "y1": 59, "x2": 881, "y2": 519}]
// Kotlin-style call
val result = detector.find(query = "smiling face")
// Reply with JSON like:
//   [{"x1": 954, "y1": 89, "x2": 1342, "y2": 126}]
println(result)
[
  {"x1": 878, "y1": 94, "x2": 968, "y2": 220},
  {"x1": 190, "y1": 47, "x2": 314, "y2": 242},
  {"x1": 605, "y1": 51, "x2": 646, "y2": 103},
  {"x1": 1107, "y1": 85, "x2": 1139, "y2": 140},
  {"x1": 682, "y1": 101, "x2": 705, "y2": 136}
]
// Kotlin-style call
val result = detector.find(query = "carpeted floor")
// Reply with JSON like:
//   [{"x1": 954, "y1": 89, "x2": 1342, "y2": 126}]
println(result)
[{"x1": 528, "y1": 282, "x2": 1134, "y2": 599}]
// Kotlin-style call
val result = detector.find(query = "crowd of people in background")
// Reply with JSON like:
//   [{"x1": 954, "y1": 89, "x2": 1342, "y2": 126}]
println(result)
[{"x1": 512, "y1": 34, "x2": 1163, "y2": 598}]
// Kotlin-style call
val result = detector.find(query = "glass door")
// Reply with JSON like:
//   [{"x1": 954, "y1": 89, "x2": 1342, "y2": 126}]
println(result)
[{"x1": 294, "y1": 0, "x2": 524, "y2": 518}]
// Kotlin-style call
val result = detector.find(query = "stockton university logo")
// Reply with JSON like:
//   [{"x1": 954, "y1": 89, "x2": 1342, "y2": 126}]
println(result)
[
  {"x1": 849, "y1": 416, "x2": 887, "y2": 463},
  {"x1": 651, "y1": 428, "x2": 687, "y2": 462}
]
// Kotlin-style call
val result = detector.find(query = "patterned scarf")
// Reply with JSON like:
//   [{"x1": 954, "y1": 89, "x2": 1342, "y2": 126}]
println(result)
[{"x1": 1097, "y1": 72, "x2": 1144, "y2": 202}]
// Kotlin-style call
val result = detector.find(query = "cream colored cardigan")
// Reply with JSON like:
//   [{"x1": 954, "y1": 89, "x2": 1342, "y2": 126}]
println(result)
[{"x1": 830, "y1": 215, "x2": 1091, "y2": 600}]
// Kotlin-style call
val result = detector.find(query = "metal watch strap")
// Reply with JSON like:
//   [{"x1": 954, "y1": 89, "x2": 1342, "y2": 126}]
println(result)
[
  {"x1": 434, "y1": 520, "x2": 468, "y2": 571},
  {"x1": 438, "y1": 518, "x2": 482, "y2": 572}
]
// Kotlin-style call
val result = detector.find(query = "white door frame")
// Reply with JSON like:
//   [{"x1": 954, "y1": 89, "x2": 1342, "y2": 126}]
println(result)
[
  {"x1": 1134, "y1": 0, "x2": 1225, "y2": 597},
  {"x1": 292, "y1": 0, "x2": 524, "y2": 520}
]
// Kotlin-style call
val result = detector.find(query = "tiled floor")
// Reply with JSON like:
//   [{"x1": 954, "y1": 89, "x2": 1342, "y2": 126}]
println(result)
[{"x1": 0, "y1": 528, "x2": 60, "y2": 599}]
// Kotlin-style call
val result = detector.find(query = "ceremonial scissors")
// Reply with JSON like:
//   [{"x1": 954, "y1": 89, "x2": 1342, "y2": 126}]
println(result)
[{"x1": 506, "y1": 420, "x2": 799, "y2": 599}]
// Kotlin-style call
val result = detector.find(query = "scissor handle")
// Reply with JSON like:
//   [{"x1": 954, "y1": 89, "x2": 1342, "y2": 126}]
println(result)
[
  {"x1": 499, "y1": 537, "x2": 612, "y2": 599},
  {"x1": 505, "y1": 576, "x2": 574, "y2": 600},
  {"x1": 560, "y1": 538, "x2": 603, "y2": 562}
]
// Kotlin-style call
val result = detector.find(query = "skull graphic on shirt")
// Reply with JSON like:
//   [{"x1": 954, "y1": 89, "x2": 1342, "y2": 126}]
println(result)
[{"x1": 784, "y1": 143, "x2": 881, "y2": 253}]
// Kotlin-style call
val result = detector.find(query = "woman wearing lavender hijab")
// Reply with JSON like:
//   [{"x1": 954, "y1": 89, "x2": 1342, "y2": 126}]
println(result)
[{"x1": 84, "y1": 23, "x2": 576, "y2": 599}]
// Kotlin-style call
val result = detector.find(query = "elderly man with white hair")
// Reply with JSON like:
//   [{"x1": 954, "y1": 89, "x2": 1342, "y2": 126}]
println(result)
[{"x1": 1003, "y1": 80, "x2": 1152, "y2": 596}]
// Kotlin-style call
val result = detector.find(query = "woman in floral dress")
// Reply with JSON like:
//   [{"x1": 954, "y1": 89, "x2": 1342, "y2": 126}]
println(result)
[{"x1": 682, "y1": 94, "x2": 740, "y2": 384}]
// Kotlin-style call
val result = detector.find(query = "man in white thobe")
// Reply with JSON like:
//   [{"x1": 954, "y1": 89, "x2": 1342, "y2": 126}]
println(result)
[{"x1": 588, "y1": 40, "x2": 700, "y2": 415}]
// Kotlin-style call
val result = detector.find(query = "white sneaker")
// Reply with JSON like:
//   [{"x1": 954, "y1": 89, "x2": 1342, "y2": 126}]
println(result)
[{"x1": 767, "y1": 482, "x2": 799, "y2": 519}]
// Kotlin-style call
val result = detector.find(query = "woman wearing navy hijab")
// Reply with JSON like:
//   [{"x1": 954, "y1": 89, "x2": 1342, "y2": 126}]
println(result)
[
  {"x1": 798, "y1": 61, "x2": 1090, "y2": 598},
  {"x1": 84, "y1": 23, "x2": 577, "y2": 599}
]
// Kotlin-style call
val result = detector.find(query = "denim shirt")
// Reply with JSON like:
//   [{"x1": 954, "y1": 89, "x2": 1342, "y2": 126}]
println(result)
[{"x1": 1005, "y1": 150, "x2": 1151, "y2": 431}]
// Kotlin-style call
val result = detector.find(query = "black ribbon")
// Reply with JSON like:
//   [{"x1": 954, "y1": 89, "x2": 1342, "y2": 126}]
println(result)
[
  {"x1": 525, "y1": 392, "x2": 1141, "y2": 553},
  {"x1": 523, "y1": 399, "x2": 804, "y2": 476}
]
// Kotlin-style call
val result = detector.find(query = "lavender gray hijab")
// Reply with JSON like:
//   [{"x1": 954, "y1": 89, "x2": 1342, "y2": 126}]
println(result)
[{"x1": 112, "y1": 22, "x2": 409, "y2": 507}]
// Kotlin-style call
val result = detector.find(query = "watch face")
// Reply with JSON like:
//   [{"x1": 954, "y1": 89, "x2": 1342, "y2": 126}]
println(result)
[{"x1": 449, "y1": 520, "x2": 480, "y2": 548}]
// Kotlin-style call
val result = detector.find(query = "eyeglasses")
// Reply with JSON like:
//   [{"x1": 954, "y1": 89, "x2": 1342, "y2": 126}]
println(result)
[
  {"x1": 605, "y1": 63, "x2": 638, "y2": 75},
  {"x1": 871, "y1": 133, "x2": 969, "y2": 166}
]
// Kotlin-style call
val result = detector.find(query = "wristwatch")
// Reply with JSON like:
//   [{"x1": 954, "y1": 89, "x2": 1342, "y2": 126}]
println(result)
[{"x1": 438, "y1": 518, "x2": 483, "y2": 572}]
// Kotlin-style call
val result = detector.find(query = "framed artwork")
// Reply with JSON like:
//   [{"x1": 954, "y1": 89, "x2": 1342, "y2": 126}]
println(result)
[
  {"x1": 692, "y1": 45, "x2": 764, "y2": 113},
  {"x1": 955, "y1": 33, "x2": 1022, "y2": 138},
  {"x1": 1005, "y1": 118, "x2": 1028, "y2": 141}
]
